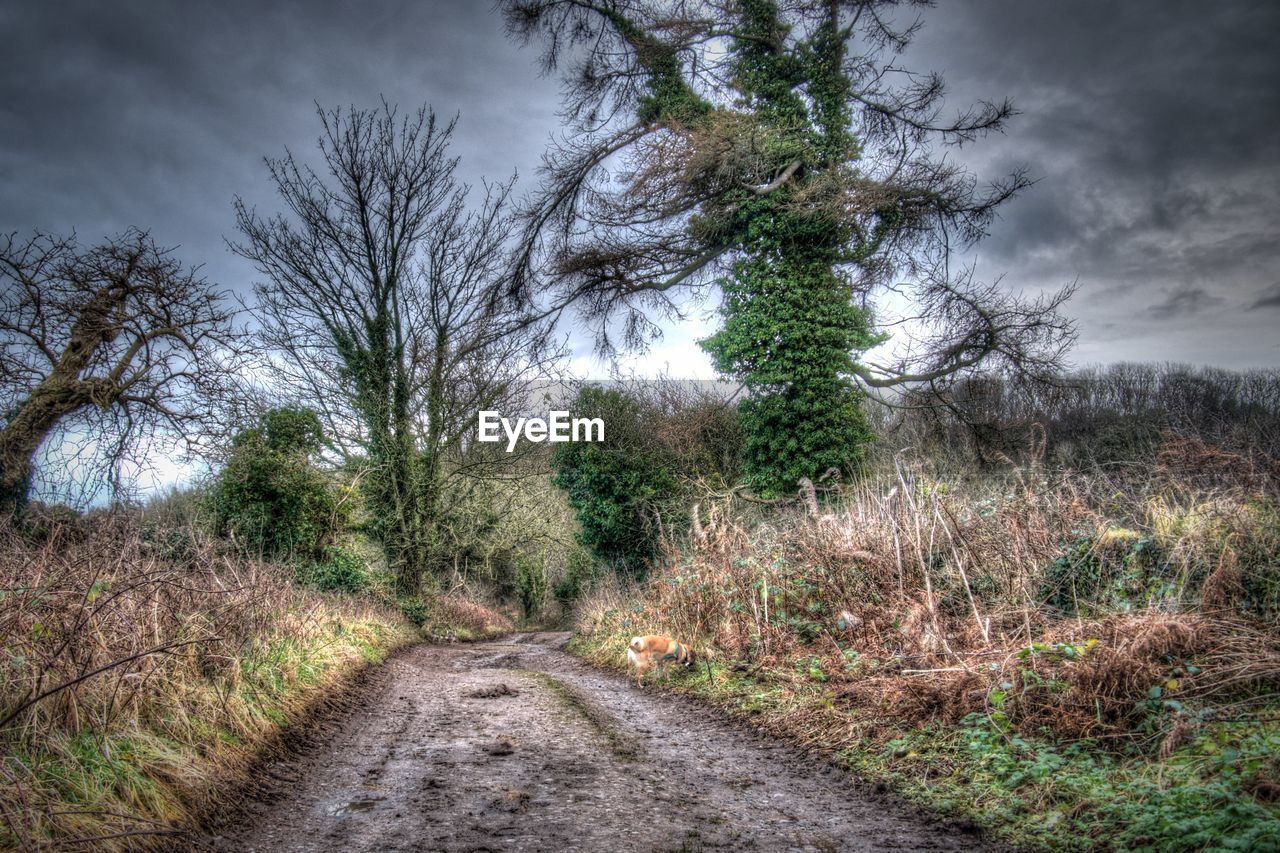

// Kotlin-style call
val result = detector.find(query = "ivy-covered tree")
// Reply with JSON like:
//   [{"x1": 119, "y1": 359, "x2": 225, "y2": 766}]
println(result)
[{"x1": 502, "y1": 0, "x2": 1075, "y2": 494}]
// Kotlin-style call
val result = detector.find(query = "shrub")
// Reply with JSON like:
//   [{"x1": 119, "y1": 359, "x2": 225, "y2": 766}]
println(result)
[
  {"x1": 734, "y1": 381, "x2": 873, "y2": 496},
  {"x1": 261, "y1": 405, "x2": 324, "y2": 454},
  {"x1": 552, "y1": 387, "x2": 682, "y2": 573},
  {"x1": 889, "y1": 364, "x2": 1280, "y2": 471},
  {"x1": 552, "y1": 384, "x2": 741, "y2": 573},
  {"x1": 420, "y1": 594, "x2": 516, "y2": 640},
  {"x1": 297, "y1": 546, "x2": 367, "y2": 593},
  {"x1": 516, "y1": 551, "x2": 548, "y2": 621},
  {"x1": 1039, "y1": 529, "x2": 1170, "y2": 615},
  {"x1": 398, "y1": 595, "x2": 429, "y2": 626},
  {"x1": 207, "y1": 407, "x2": 345, "y2": 561},
  {"x1": 553, "y1": 545, "x2": 598, "y2": 609}
]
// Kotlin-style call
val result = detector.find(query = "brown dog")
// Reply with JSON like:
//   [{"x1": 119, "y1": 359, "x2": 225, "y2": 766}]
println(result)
[{"x1": 627, "y1": 635, "x2": 695, "y2": 687}]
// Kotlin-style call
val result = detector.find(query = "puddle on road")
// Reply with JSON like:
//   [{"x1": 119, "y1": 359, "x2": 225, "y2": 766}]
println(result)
[
  {"x1": 409, "y1": 743, "x2": 465, "y2": 763},
  {"x1": 325, "y1": 798, "x2": 382, "y2": 817}
]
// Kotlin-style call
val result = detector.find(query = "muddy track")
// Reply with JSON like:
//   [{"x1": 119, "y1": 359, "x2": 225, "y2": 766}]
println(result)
[{"x1": 197, "y1": 633, "x2": 998, "y2": 852}]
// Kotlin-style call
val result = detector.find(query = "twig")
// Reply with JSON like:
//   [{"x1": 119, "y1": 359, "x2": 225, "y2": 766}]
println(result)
[{"x1": 0, "y1": 637, "x2": 220, "y2": 730}]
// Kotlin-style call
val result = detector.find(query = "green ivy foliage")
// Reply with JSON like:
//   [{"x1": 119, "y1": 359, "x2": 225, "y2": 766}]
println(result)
[
  {"x1": 551, "y1": 385, "x2": 741, "y2": 574},
  {"x1": 552, "y1": 388, "x2": 679, "y2": 573},
  {"x1": 297, "y1": 545, "x2": 368, "y2": 593},
  {"x1": 1039, "y1": 531, "x2": 1176, "y2": 616},
  {"x1": 690, "y1": 2, "x2": 887, "y2": 494},
  {"x1": 208, "y1": 407, "x2": 345, "y2": 562},
  {"x1": 260, "y1": 405, "x2": 324, "y2": 454},
  {"x1": 702, "y1": 204, "x2": 880, "y2": 495}
]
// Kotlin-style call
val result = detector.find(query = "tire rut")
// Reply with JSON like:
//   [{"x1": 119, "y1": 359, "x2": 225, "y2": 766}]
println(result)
[{"x1": 196, "y1": 633, "x2": 1001, "y2": 852}]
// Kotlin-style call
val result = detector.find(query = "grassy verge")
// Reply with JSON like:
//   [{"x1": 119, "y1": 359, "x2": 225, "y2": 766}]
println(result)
[
  {"x1": 562, "y1": 440, "x2": 1280, "y2": 851},
  {"x1": 568, "y1": 629, "x2": 1280, "y2": 851},
  {"x1": 0, "y1": 516, "x2": 509, "y2": 850}
]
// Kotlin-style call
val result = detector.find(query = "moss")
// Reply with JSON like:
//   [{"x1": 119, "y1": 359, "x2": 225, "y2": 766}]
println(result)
[{"x1": 531, "y1": 672, "x2": 643, "y2": 762}]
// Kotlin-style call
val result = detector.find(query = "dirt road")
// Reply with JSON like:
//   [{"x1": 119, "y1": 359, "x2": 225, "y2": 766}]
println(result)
[{"x1": 203, "y1": 633, "x2": 995, "y2": 852}]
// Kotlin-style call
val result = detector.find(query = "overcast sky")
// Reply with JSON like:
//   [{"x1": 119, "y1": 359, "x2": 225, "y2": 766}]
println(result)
[{"x1": 3, "y1": 0, "x2": 1278, "y2": 377}]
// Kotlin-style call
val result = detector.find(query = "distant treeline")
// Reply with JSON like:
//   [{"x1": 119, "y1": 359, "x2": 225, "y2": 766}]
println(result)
[{"x1": 888, "y1": 364, "x2": 1280, "y2": 466}]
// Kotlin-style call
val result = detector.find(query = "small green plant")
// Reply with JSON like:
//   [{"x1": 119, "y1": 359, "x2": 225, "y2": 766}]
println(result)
[
  {"x1": 298, "y1": 546, "x2": 367, "y2": 593},
  {"x1": 948, "y1": 712, "x2": 1280, "y2": 850},
  {"x1": 398, "y1": 596, "x2": 428, "y2": 626},
  {"x1": 795, "y1": 655, "x2": 828, "y2": 682}
]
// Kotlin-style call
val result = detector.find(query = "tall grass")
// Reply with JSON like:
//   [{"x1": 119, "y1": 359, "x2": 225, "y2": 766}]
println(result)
[
  {"x1": 571, "y1": 431, "x2": 1280, "y2": 846},
  {"x1": 576, "y1": 432, "x2": 1280, "y2": 744},
  {"x1": 0, "y1": 514, "x2": 415, "y2": 849}
]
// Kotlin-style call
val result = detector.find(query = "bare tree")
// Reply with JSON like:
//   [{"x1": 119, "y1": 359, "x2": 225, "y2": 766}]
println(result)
[
  {"x1": 0, "y1": 229, "x2": 240, "y2": 515},
  {"x1": 233, "y1": 103, "x2": 562, "y2": 594}
]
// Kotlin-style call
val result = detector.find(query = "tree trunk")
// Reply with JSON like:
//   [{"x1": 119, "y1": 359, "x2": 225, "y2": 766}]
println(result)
[{"x1": 0, "y1": 284, "x2": 123, "y2": 516}]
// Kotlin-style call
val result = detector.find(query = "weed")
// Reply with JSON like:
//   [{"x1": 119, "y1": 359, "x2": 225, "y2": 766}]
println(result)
[{"x1": 0, "y1": 514, "x2": 416, "y2": 849}]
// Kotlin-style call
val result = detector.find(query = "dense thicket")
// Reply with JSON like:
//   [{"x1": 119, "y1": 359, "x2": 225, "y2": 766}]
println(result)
[
  {"x1": 889, "y1": 364, "x2": 1280, "y2": 472},
  {"x1": 552, "y1": 382, "x2": 741, "y2": 573}
]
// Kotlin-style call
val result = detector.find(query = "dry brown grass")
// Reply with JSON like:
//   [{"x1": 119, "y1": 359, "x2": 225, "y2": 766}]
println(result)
[
  {"x1": 423, "y1": 594, "x2": 515, "y2": 640},
  {"x1": 575, "y1": 450, "x2": 1280, "y2": 746},
  {"x1": 0, "y1": 514, "x2": 415, "y2": 850}
]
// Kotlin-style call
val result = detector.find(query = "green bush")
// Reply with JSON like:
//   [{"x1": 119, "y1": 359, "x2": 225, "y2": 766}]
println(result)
[
  {"x1": 297, "y1": 546, "x2": 367, "y2": 593},
  {"x1": 516, "y1": 551, "x2": 548, "y2": 621},
  {"x1": 398, "y1": 596, "x2": 428, "y2": 626},
  {"x1": 552, "y1": 387, "x2": 681, "y2": 573},
  {"x1": 700, "y1": 210, "x2": 880, "y2": 496},
  {"x1": 554, "y1": 545, "x2": 597, "y2": 608},
  {"x1": 1039, "y1": 529, "x2": 1170, "y2": 615},
  {"x1": 261, "y1": 405, "x2": 324, "y2": 454},
  {"x1": 553, "y1": 384, "x2": 744, "y2": 574},
  {"x1": 208, "y1": 407, "x2": 345, "y2": 561}
]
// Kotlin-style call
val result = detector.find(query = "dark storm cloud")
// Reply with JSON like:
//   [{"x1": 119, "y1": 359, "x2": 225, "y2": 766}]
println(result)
[
  {"x1": 1, "y1": 0, "x2": 1277, "y2": 369},
  {"x1": 900, "y1": 1, "x2": 1280, "y2": 366},
  {"x1": 1147, "y1": 287, "x2": 1225, "y2": 320},
  {"x1": 0, "y1": 0, "x2": 561, "y2": 297},
  {"x1": 1252, "y1": 284, "x2": 1280, "y2": 310}
]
